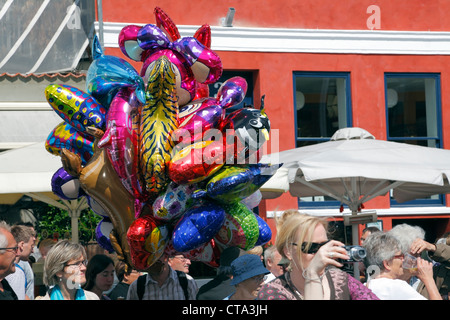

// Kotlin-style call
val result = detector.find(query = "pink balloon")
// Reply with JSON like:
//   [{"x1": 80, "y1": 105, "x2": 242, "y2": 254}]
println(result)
[{"x1": 98, "y1": 87, "x2": 146, "y2": 201}]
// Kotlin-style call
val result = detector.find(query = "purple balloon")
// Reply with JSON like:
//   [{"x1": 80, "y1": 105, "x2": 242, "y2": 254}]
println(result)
[
  {"x1": 216, "y1": 76, "x2": 248, "y2": 109},
  {"x1": 95, "y1": 218, "x2": 115, "y2": 253},
  {"x1": 51, "y1": 167, "x2": 85, "y2": 200}
]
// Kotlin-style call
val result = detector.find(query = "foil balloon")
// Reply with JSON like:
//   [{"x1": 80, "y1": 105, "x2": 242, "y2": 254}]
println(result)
[
  {"x1": 216, "y1": 76, "x2": 248, "y2": 109},
  {"x1": 183, "y1": 240, "x2": 220, "y2": 268},
  {"x1": 139, "y1": 55, "x2": 178, "y2": 196},
  {"x1": 192, "y1": 164, "x2": 276, "y2": 203},
  {"x1": 172, "y1": 201, "x2": 226, "y2": 252},
  {"x1": 118, "y1": 7, "x2": 222, "y2": 106},
  {"x1": 60, "y1": 141, "x2": 137, "y2": 267},
  {"x1": 98, "y1": 87, "x2": 145, "y2": 200},
  {"x1": 254, "y1": 214, "x2": 272, "y2": 246},
  {"x1": 175, "y1": 99, "x2": 224, "y2": 145},
  {"x1": 154, "y1": 6, "x2": 180, "y2": 41},
  {"x1": 168, "y1": 140, "x2": 224, "y2": 184},
  {"x1": 241, "y1": 190, "x2": 262, "y2": 210},
  {"x1": 221, "y1": 105, "x2": 271, "y2": 164},
  {"x1": 51, "y1": 167, "x2": 85, "y2": 200},
  {"x1": 86, "y1": 195, "x2": 109, "y2": 218},
  {"x1": 127, "y1": 214, "x2": 169, "y2": 270},
  {"x1": 152, "y1": 182, "x2": 196, "y2": 221},
  {"x1": 214, "y1": 202, "x2": 259, "y2": 251},
  {"x1": 86, "y1": 36, "x2": 145, "y2": 108},
  {"x1": 46, "y1": 122, "x2": 95, "y2": 165},
  {"x1": 193, "y1": 82, "x2": 209, "y2": 100},
  {"x1": 163, "y1": 238, "x2": 220, "y2": 267},
  {"x1": 175, "y1": 76, "x2": 248, "y2": 145},
  {"x1": 95, "y1": 217, "x2": 115, "y2": 253},
  {"x1": 45, "y1": 84, "x2": 107, "y2": 133}
]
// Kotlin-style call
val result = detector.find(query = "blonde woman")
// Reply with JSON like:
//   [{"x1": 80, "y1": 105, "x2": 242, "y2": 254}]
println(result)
[
  {"x1": 258, "y1": 211, "x2": 379, "y2": 300},
  {"x1": 36, "y1": 240, "x2": 98, "y2": 300}
]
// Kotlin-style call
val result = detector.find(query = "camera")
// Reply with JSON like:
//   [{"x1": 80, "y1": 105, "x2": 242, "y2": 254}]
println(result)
[{"x1": 343, "y1": 245, "x2": 366, "y2": 262}]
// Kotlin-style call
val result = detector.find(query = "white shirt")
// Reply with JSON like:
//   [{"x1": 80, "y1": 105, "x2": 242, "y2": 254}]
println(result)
[
  {"x1": 5, "y1": 264, "x2": 26, "y2": 300},
  {"x1": 19, "y1": 260, "x2": 34, "y2": 299},
  {"x1": 367, "y1": 278, "x2": 427, "y2": 300}
]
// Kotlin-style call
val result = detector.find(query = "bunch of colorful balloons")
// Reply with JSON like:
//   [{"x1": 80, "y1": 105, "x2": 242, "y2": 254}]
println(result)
[{"x1": 45, "y1": 7, "x2": 274, "y2": 271}]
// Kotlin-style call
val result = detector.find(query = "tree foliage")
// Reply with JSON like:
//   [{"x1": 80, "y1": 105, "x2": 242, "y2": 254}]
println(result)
[{"x1": 33, "y1": 202, "x2": 101, "y2": 244}]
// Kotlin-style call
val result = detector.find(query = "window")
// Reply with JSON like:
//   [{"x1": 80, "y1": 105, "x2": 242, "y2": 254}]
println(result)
[
  {"x1": 385, "y1": 73, "x2": 442, "y2": 148},
  {"x1": 385, "y1": 73, "x2": 444, "y2": 206},
  {"x1": 294, "y1": 72, "x2": 352, "y2": 207},
  {"x1": 294, "y1": 72, "x2": 352, "y2": 148}
]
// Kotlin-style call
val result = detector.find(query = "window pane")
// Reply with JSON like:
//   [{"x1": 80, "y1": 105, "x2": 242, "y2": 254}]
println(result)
[
  {"x1": 386, "y1": 76, "x2": 438, "y2": 145},
  {"x1": 295, "y1": 76, "x2": 348, "y2": 147},
  {"x1": 385, "y1": 74, "x2": 443, "y2": 205},
  {"x1": 295, "y1": 73, "x2": 351, "y2": 205}
]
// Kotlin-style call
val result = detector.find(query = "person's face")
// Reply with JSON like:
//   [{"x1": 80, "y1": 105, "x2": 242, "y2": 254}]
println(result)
[
  {"x1": 292, "y1": 223, "x2": 328, "y2": 271},
  {"x1": 267, "y1": 251, "x2": 284, "y2": 277},
  {"x1": 386, "y1": 252, "x2": 405, "y2": 279},
  {"x1": 94, "y1": 263, "x2": 115, "y2": 292},
  {"x1": 18, "y1": 236, "x2": 35, "y2": 260},
  {"x1": 0, "y1": 231, "x2": 19, "y2": 278},
  {"x1": 360, "y1": 231, "x2": 371, "y2": 245},
  {"x1": 60, "y1": 255, "x2": 87, "y2": 288},
  {"x1": 169, "y1": 255, "x2": 191, "y2": 273},
  {"x1": 238, "y1": 274, "x2": 266, "y2": 299}
]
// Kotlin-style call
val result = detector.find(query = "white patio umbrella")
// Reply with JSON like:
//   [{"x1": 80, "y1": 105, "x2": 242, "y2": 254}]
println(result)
[
  {"x1": 0, "y1": 142, "x2": 88, "y2": 243},
  {"x1": 259, "y1": 127, "x2": 450, "y2": 244}
]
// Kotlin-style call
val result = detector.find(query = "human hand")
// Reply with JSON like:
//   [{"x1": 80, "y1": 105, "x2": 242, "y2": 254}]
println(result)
[
  {"x1": 307, "y1": 240, "x2": 349, "y2": 277},
  {"x1": 410, "y1": 238, "x2": 436, "y2": 255},
  {"x1": 415, "y1": 257, "x2": 434, "y2": 281}
]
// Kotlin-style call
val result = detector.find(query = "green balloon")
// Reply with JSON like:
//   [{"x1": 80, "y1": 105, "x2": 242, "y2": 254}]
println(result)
[{"x1": 221, "y1": 201, "x2": 259, "y2": 250}]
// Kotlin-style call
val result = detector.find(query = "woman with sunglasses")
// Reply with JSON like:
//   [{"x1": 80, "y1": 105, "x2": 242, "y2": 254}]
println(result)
[
  {"x1": 36, "y1": 240, "x2": 99, "y2": 300},
  {"x1": 258, "y1": 211, "x2": 379, "y2": 300}
]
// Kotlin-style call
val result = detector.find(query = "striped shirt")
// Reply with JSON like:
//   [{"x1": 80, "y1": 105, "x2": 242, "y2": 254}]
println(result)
[{"x1": 126, "y1": 267, "x2": 198, "y2": 300}]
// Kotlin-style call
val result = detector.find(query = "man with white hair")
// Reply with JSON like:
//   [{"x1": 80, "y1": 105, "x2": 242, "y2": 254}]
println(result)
[{"x1": 0, "y1": 221, "x2": 19, "y2": 300}]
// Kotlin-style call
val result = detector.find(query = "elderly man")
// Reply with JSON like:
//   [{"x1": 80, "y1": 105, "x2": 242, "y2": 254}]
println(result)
[
  {"x1": 0, "y1": 221, "x2": 19, "y2": 300},
  {"x1": 263, "y1": 245, "x2": 284, "y2": 283},
  {"x1": 5, "y1": 224, "x2": 36, "y2": 300}
]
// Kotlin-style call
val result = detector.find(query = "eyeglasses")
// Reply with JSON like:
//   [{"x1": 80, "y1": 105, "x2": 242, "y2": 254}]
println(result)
[
  {"x1": 172, "y1": 256, "x2": 189, "y2": 262},
  {"x1": 0, "y1": 246, "x2": 18, "y2": 253},
  {"x1": 65, "y1": 259, "x2": 88, "y2": 269},
  {"x1": 392, "y1": 254, "x2": 404, "y2": 260},
  {"x1": 292, "y1": 240, "x2": 330, "y2": 254}
]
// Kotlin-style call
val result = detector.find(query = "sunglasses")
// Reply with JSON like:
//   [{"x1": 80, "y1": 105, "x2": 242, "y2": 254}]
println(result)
[{"x1": 292, "y1": 240, "x2": 330, "y2": 254}]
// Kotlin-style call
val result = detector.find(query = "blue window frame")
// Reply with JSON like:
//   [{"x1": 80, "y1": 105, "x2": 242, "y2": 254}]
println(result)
[
  {"x1": 293, "y1": 71, "x2": 353, "y2": 208},
  {"x1": 385, "y1": 73, "x2": 444, "y2": 206}
]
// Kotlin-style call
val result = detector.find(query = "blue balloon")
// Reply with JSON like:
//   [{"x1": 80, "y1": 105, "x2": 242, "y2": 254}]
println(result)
[
  {"x1": 254, "y1": 214, "x2": 272, "y2": 246},
  {"x1": 172, "y1": 201, "x2": 226, "y2": 252},
  {"x1": 86, "y1": 36, "x2": 145, "y2": 108}
]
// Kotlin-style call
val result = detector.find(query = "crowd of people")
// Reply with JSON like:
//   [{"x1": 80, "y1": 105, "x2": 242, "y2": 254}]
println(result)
[{"x1": 0, "y1": 209, "x2": 449, "y2": 300}]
